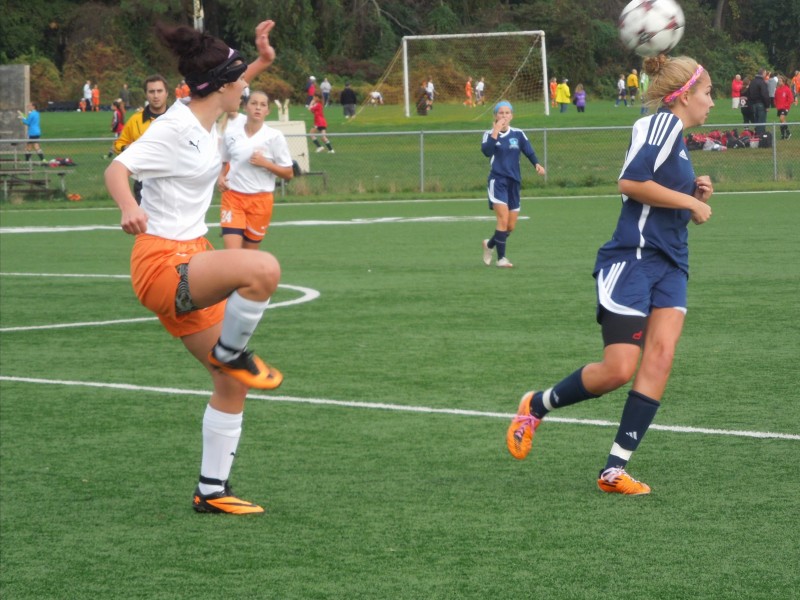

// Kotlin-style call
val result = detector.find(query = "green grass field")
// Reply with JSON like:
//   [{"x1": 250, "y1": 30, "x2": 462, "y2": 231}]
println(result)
[{"x1": 1, "y1": 193, "x2": 798, "y2": 598}]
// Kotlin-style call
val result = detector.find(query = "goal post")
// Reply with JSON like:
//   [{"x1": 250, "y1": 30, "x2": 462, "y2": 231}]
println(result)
[{"x1": 400, "y1": 31, "x2": 549, "y2": 118}]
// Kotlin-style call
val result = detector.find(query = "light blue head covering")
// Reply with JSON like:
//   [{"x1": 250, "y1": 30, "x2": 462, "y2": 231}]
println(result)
[{"x1": 493, "y1": 100, "x2": 513, "y2": 114}]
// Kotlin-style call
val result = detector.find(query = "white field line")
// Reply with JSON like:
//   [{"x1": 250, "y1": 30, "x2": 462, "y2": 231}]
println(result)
[
  {"x1": 0, "y1": 275, "x2": 319, "y2": 332},
  {"x1": 0, "y1": 215, "x2": 524, "y2": 234},
  {"x1": 0, "y1": 375, "x2": 797, "y2": 441}
]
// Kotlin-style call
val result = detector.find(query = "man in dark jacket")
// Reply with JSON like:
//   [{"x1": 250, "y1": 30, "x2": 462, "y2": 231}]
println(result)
[
  {"x1": 748, "y1": 69, "x2": 770, "y2": 136},
  {"x1": 340, "y1": 82, "x2": 357, "y2": 119}
]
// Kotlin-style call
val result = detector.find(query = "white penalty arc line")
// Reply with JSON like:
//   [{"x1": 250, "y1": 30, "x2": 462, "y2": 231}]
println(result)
[
  {"x1": 0, "y1": 277, "x2": 320, "y2": 332},
  {"x1": 0, "y1": 375, "x2": 797, "y2": 442}
]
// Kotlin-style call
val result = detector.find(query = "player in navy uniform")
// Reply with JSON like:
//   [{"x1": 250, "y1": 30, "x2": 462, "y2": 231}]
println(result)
[
  {"x1": 506, "y1": 55, "x2": 714, "y2": 495},
  {"x1": 481, "y1": 101, "x2": 545, "y2": 268}
]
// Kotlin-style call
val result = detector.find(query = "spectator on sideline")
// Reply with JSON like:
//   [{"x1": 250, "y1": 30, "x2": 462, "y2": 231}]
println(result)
[
  {"x1": 730, "y1": 74, "x2": 743, "y2": 109},
  {"x1": 83, "y1": 80, "x2": 93, "y2": 111},
  {"x1": 627, "y1": 68, "x2": 639, "y2": 106},
  {"x1": 18, "y1": 102, "x2": 44, "y2": 162},
  {"x1": 615, "y1": 74, "x2": 627, "y2": 107},
  {"x1": 739, "y1": 77, "x2": 753, "y2": 124},
  {"x1": 416, "y1": 80, "x2": 431, "y2": 115},
  {"x1": 475, "y1": 77, "x2": 485, "y2": 105},
  {"x1": 92, "y1": 84, "x2": 100, "y2": 111},
  {"x1": 748, "y1": 69, "x2": 770, "y2": 136},
  {"x1": 175, "y1": 79, "x2": 190, "y2": 99},
  {"x1": 113, "y1": 74, "x2": 170, "y2": 203},
  {"x1": 549, "y1": 77, "x2": 557, "y2": 107},
  {"x1": 340, "y1": 82, "x2": 357, "y2": 119},
  {"x1": 105, "y1": 98, "x2": 126, "y2": 158},
  {"x1": 506, "y1": 54, "x2": 714, "y2": 497},
  {"x1": 119, "y1": 83, "x2": 131, "y2": 109},
  {"x1": 792, "y1": 70, "x2": 800, "y2": 106},
  {"x1": 774, "y1": 75, "x2": 794, "y2": 140},
  {"x1": 308, "y1": 93, "x2": 334, "y2": 153},
  {"x1": 639, "y1": 71, "x2": 650, "y2": 114},
  {"x1": 555, "y1": 78, "x2": 571, "y2": 112},
  {"x1": 464, "y1": 76, "x2": 474, "y2": 107},
  {"x1": 426, "y1": 78, "x2": 435, "y2": 105},
  {"x1": 218, "y1": 90, "x2": 294, "y2": 250},
  {"x1": 105, "y1": 18, "x2": 283, "y2": 516},
  {"x1": 767, "y1": 71, "x2": 778, "y2": 108},
  {"x1": 480, "y1": 100, "x2": 545, "y2": 268},
  {"x1": 320, "y1": 77, "x2": 332, "y2": 106},
  {"x1": 574, "y1": 83, "x2": 586, "y2": 113},
  {"x1": 304, "y1": 75, "x2": 316, "y2": 107},
  {"x1": 369, "y1": 90, "x2": 384, "y2": 105}
]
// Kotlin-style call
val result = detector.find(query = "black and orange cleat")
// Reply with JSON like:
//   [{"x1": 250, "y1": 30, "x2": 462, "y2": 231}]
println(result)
[
  {"x1": 208, "y1": 347, "x2": 283, "y2": 390},
  {"x1": 192, "y1": 482, "x2": 265, "y2": 515}
]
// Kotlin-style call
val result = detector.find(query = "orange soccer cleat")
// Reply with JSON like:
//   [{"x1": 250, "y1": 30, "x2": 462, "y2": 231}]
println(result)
[
  {"x1": 597, "y1": 468, "x2": 651, "y2": 495},
  {"x1": 506, "y1": 391, "x2": 541, "y2": 460},
  {"x1": 208, "y1": 348, "x2": 283, "y2": 390}
]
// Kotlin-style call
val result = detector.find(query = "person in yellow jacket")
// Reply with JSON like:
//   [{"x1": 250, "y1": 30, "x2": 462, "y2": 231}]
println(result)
[
  {"x1": 627, "y1": 68, "x2": 640, "y2": 106},
  {"x1": 555, "y1": 78, "x2": 571, "y2": 112},
  {"x1": 113, "y1": 75, "x2": 170, "y2": 204}
]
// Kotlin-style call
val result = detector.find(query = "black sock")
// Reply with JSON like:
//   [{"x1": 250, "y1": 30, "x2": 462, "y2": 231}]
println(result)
[
  {"x1": 312, "y1": 139, "x2": 321, "y2": 148},
  {"x1": 603, "y1": 390, "x2": 660, "y2": 472},
  {"x1": 325, "y1": 142, "x2": 333, "y2": 150},
  {"x1": 530, "y1": 366, "x2": 599, "y2": 418}
]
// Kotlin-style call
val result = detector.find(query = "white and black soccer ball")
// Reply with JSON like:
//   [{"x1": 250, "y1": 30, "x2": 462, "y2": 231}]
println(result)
[{"x1": 619, "y1": 0, "x2": 685, "y2": 57}]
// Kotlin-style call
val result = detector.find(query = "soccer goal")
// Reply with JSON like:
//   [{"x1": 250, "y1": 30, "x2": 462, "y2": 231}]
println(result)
[{"x1": 388, "y1": 31, "x2": 549, "y2": 118}]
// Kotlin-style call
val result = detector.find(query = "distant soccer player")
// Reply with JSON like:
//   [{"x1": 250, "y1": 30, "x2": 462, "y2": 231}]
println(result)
[
  {"x1": 464, "y1": 76, "x2": 474, "y2": 107},
  {"x1": 480, "y1": 101, "x2": 545, "y2": 268},
  {"x1": 218, "y1": 90, "x2": 294, "y2": 249},
  {"x1": 506, "y1": 54, "x2": 715, "y2": 495},
  {"x1": 308, "y1": 93, "x2": 334, "y2": 153},
  {"x1": 475, "y1": 77, "x2": 485, "y2": 105}
]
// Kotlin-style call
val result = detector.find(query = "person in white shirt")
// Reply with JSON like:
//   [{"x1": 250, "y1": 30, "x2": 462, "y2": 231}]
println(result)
[
  {"x1": 83, "y1": 80, "x2": 93, "y2": 110},
  {"x1": 475, "y1": 77, "x2": 485, "y2": 105},
  {"x1": 105, "y1": 19, "x2": 283, "y2": 516},
  {"x1": 218, "y1": 90, "x2": 293, "y2": 250},
  {"x1": 426, "y1": 78, "x2": 435, "y2": 104},
  {"x1": 320, "y1": 77, "x2": 332, "y2": 106}
]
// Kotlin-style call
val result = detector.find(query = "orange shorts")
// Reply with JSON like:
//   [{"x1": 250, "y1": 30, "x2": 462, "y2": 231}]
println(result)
[
  {"x1": 220, "y1": 190, "x2": 274, "y2": 243},
  {"x1": 130, "y1": 234, "x2": 226, "y2": 338}
]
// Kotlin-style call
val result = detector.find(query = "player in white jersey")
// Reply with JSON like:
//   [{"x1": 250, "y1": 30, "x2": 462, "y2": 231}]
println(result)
[
  {"x1": 105, "y1": 20, "x2": 284, "y2": 515},
  {"x1": 506, "y1": 55, "x2": 714, "y2": 495},
  {"x1": 218, "y1": 90, "x2": 294, "y2": 249}
]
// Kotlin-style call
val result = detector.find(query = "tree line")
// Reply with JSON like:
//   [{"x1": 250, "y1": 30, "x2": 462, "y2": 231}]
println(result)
[{"x1": 2, "y1": 0, "x2": 797, "y2": 107}]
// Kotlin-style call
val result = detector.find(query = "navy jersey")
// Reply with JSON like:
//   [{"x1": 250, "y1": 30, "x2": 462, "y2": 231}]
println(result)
[
  {"x1": 481, "y1": 127, "x2": 540, "y2": 183},
  {"x1": 595, "y1": 109, "x2": 696, "y2": 275}
]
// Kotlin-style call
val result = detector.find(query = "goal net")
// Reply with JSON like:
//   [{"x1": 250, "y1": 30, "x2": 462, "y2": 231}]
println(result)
[{"x1": 359, "y1": 31, "x2": 549, "y2": 121}]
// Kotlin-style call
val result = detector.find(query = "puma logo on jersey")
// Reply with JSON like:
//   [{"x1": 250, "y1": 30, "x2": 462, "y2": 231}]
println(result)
[{"x1": 188, "y1": 139, "x2": 201, "y2": 152}]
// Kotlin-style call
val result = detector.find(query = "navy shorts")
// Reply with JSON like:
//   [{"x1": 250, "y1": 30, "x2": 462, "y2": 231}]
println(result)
[
  {"x1": 594, "y1": 253, "x2": 687, "y2": 322},
  {"x1": 487, "y1": 176, "x2": 521, "y2": 211}
]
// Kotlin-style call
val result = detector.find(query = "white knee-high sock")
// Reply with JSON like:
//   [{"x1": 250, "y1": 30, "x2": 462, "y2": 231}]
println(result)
[
  {"x1": 199, "y1": 404, "x2": 243, "y2": 494},
  {"x1": 216, "y1": 291, "x2": 270, "y2": 359}
]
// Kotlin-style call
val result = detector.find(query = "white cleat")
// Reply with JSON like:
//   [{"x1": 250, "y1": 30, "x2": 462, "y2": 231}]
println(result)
[
  {"x1": 496, "y1": 257, "x2": 513, "y2": 268},
  {"x1": 482, "y1": 239, "x2": 492, "y2": 266}
]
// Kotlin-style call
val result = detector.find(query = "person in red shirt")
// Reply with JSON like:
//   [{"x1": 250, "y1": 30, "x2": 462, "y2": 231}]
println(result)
[
  {"x1": 308, "y1": 93, "x2": 334, "y2": 153},
  {"x1": 774, "y1": 75, "x2": 794, "y2": 140},
  {"x1": 730, "y1": 74, "x2": 743, "y2": 109}
]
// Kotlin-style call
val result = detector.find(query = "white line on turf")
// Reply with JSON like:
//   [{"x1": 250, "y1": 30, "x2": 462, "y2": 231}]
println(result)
[
  {"x1": 0, "y1": 375, "x2": 797, "y2": 441},
  {"x1": 0, "y1": 278, "x2": 320, "y2": 332},
  {"x1": 0, "y1": 215, "x2": 525, "y2": 234}
]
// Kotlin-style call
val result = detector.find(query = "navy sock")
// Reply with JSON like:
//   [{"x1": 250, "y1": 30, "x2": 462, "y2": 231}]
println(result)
[
  {"x1": 494, "y1": 230, "x2": 509, "y2": 259},
  {"x1": 530, "y1": 367, "x2": 599, "y2": 418},
  {"x1": 603, "y1": 390, "x2": 660, "y2": 471},
  {"x1": 487, "y1": 229, "x2": 503, "y2": 249}
]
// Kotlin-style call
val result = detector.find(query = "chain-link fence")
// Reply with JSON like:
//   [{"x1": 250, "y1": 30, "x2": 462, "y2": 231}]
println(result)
[{"x1": 1, "y1": 121, "x2": 798, "y2": 203}]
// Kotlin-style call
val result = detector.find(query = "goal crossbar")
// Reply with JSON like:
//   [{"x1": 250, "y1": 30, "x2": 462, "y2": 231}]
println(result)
[{"x1": 401, "y1": 31, "x2": 549, "y2": 117}]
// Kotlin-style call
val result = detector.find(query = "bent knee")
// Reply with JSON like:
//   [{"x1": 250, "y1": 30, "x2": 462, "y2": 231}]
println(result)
[{"x1": 248, "y1": 253, "x2": 281, "y2": 297}]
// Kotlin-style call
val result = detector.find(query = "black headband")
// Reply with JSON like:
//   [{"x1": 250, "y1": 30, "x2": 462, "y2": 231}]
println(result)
[{"x1": 186, "y1": 48, "x2": 247, "y2": 97}]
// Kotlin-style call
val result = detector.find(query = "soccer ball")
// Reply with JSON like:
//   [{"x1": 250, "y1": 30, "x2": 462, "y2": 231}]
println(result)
[{"x1": 619, "y1": 0, "x2": 685, "y2": 57}]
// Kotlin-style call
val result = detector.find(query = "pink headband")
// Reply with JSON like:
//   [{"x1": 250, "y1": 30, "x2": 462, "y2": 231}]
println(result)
[{"x1": 663, "y1": 65, "x2": 704, "y2": 103}]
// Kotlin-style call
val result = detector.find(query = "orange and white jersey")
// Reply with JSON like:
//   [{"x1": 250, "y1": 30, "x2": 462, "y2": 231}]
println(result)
[
  {"x1": 115, "y1": 100, "x2": 220, "y2": 241},
  {"x1": 220, "y1": 119, "x2": 293, "y2": 194}
]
